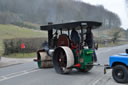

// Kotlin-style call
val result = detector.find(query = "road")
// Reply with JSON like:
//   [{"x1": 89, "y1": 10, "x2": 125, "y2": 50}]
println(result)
[{"x1": 0, "y1": 45, "x2": 128, "y2": 85}]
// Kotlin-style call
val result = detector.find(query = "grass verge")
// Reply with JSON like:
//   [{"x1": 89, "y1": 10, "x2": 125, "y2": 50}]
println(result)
[
  {"x1": 4, "y1": 52, "x2": 36, "y2": 58},
  {"x1": 99, "y1": 41, "x2": 128, "y2": 48},
  {"x1": 0, "y1": 24, "x2": 47, "y2": 57}
]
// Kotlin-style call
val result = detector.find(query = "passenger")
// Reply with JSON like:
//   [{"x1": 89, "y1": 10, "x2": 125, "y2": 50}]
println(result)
[
  {"x1": 71, "y1": 29, "x2": 80, "y2": 57},
  {"x1": 71, "y1": 29, "x2": 80, "y2": 45}
]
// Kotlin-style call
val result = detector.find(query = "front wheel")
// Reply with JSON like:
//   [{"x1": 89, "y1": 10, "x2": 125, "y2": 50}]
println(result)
[{"x1": 112, "y1": 65, "x2": 128, "y2": 83}]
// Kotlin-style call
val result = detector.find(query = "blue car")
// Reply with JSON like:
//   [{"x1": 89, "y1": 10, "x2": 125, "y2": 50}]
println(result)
[{"x1": 108, "y1": 49, "x2": 128, "y2": 83}]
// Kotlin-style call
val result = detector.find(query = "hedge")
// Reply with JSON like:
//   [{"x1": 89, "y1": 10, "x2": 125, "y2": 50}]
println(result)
[{"x1": 3, "y1": 37, "x2": 47, "y2": 55}]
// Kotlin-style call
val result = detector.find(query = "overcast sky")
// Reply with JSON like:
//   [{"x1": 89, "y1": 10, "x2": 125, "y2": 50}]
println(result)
[{"x1": 80, "y1": 0, "x2": 128, "y2": 30}]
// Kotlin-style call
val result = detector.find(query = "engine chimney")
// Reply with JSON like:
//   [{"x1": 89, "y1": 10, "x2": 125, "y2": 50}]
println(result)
[{"x1": 48, "y1": 22, "x2": 53, "y2": 48}]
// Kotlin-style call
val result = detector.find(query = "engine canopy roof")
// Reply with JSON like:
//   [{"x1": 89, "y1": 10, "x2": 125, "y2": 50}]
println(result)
[{"x1": 40, "y1": 21, "x2": 102, "y2": 31}]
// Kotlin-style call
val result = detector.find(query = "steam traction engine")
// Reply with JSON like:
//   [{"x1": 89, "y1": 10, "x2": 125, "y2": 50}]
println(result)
[{"x1": 34, "y1": 21, "x2": 102, "y2": 74}]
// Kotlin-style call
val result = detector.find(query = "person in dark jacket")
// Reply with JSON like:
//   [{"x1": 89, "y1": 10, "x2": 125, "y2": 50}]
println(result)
[
  {"x1": 85, "y1": 26, "x2": 97, "y2": 62},
  {"x1": 85, "y1": 26, "x2": 93, "y2": 48},
  {"x1": 71, "y1": 29, "x2": 80, "y2": 45}
]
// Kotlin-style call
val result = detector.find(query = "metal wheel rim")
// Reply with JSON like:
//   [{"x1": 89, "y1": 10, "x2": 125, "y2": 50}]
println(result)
[
  {"x1": 58, "y1": 51, "x2": 67, "y2": 69},
  {"x1": 115, "y1": 69, "x2": 124, "y2": 79}
]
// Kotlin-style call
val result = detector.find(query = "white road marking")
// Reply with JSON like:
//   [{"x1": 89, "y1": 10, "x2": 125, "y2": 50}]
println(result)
[
  {"x1": 1, "y1": 76, "x2": 7, "y2": 79},
  {"x1": 0, "y1": 68, "x2": 41, "y2": 82},
  {"x1": 92, "y1": 70, "x2": 111, "y2": 85}
]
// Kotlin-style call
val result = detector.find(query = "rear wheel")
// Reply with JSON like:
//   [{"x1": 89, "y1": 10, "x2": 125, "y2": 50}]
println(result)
[
  {"x1": 53, "y1": 47, "x2": 74, "y2": 74},
  {"x1": 112, "y1": 65, "x2": 128, "y2": 83}
]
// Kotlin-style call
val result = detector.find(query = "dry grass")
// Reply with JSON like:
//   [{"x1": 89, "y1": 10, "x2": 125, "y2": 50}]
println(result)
[{"x1": 0, "y1": 24, "x2": 47, "y2": 56}]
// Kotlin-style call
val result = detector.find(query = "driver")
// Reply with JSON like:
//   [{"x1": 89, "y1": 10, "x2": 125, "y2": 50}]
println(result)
[
  {"x1": 85, "y1": 26, "x2": 97, "y2": 62},
  {"x1": 85, "y1": 26, "x2": 93, "y2": 48}
]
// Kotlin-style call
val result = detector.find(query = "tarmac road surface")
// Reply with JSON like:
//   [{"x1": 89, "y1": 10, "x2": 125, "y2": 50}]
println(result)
[{"x1": 0, "y1": 44, "x2": 128, "y2": 85}]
